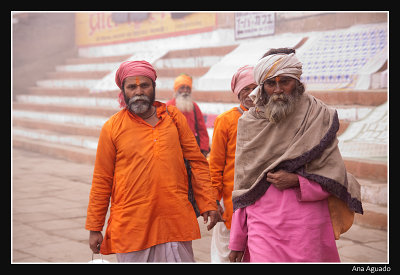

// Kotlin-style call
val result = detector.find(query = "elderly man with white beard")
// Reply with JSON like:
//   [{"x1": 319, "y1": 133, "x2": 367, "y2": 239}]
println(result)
[
  {"x1": 166, "y1": 74, "x2": 210, "y2": 157},
  {"x1": 228, "y1": 48, "x2": 363, "y2": 263}
]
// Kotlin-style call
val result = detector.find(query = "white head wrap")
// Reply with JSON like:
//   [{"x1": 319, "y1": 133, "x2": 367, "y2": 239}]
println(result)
[{"x1": 249, "y1": 53, "x2": 303, "y2": 104}]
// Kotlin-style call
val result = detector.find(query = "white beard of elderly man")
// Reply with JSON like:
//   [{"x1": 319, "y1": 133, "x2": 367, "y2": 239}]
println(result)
[
  {"x1": 175, "y1": 85, "x2": 194, "y2": 112},
  {"x1": 228, "y1": 48, "x2": 362, "y2": 263},
  {"x1": 262, "y1": 75, "x2": 302, "y2": 123}
]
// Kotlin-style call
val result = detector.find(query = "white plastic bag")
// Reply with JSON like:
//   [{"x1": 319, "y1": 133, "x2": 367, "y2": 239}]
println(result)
[{"x1": 88, "y1": 253, "x2": 110, "y2": 263}]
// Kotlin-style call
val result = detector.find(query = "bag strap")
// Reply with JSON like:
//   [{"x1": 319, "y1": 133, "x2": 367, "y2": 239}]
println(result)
[
  {"x1": 166, "y1": 105, "x2": 181, "y2": 144},
  {"x1": 166, "y1": 106, "x2": 200, "y2": 217},
  {"x1": 192, "y1": 103, "x2": 200, "y2": 146},
  {"x1": 165, "y1": 105, "x2": 175, "y2": 124}
]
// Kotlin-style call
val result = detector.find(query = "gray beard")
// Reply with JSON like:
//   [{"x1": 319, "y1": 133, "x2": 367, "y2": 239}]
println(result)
[
  {"x1": 128, "y1": 95, "x2": 152, "y2": 114},
  {"x1": 175, "y1": 93, "x2": 193, "y2": 112},
  {"x1": 264, "y1": 92, "x2": 298, "y2": 124}
]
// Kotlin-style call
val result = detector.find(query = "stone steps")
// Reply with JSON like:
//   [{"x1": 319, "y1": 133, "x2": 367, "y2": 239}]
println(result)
[
  {"x1": 354, "y1": 202, "x2": 387, "y2": 231},
  {"x1": 307, "y1": 89, "x2": 387, "y2": 106},
  {"x1": 13, "y1": 136, "x2": 96, "y2": 164},
  {"x1": 46, "y1": 71, "x2": 110, "y2": 79},
  {"x1": 13, "y1": 117, "x2": 100, "y2": 137},
  {"x1": 63, "y1": 54, "x2": 132, "y2": 65}
]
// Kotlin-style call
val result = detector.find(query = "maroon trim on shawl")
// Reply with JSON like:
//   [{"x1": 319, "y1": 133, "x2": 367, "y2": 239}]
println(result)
[{"x1": 232, "y1": 111, "x2": 363, "y2": 214}]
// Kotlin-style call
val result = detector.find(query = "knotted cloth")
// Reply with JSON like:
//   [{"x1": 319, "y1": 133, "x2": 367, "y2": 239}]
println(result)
[
  {"x1": 230, "y1": 65, "x2": 256, "y2": 97},
  {"x1": 115, "y1": 60, "x2": 157, "y2": 90},
  {"x1": 249, "y1": 53, "x2": 303, "y2": 104}
]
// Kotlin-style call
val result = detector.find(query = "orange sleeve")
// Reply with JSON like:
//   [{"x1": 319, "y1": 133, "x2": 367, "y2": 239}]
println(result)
[
  {"x1": 169, "y1": 106, "x2": 217, "y2": 214},
  {"x1": 209, "y1": 115, "x2": 229, "y2": 201},
  {"x1": 85, "y1": 118, "x2": 115, "y2": 231}
]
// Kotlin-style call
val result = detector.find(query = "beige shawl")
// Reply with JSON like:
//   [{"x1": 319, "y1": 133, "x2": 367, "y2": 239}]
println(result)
[{"x1": 232, "y1": 93, "x2": 363, "y2": 216}]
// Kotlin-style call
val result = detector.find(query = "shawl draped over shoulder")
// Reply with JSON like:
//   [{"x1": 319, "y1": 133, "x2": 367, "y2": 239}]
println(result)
[{"x1": 232, "y1": 93, "x2": 363, "y2": 226}]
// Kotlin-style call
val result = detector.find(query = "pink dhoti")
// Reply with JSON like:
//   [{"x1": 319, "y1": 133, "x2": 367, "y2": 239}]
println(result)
[{"x1": 229, "y1": 176, "x2": 340, "y2": 262}]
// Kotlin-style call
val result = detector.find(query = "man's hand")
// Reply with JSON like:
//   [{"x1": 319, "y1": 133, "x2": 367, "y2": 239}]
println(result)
[
  {"x1": 89, "y1": 231, "x2": 103, "y2": 254},
  {"x1": 229, "y1": 250, "x2": 244, "y2": 262},
  {"x1": 201, "y1": 210, "x2": 225, "y2": 231},
  {"x1": 217, "y1": 203, "x2": 224, "y2": 217},
  {"x1": 267, "y1": 170, "x2": 299, "y2": 190}
]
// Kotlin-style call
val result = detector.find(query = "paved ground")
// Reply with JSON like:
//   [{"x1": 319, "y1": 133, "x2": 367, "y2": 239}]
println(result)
[{"x1": 12, "y1": 148, "x2": 388, "y2": 264}]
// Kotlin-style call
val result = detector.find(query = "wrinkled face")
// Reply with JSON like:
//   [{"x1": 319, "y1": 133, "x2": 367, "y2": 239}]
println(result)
[
  {"x1": 123, "y1": 76, "x2": 155, "y2": 114},
  {"x1": 262, "y1": 76, "x2": 300, "y2": 123},
  {"x1": 176, "y1": 85, "x2": 191, "y2": 96},
  {"x1": 263, "y1": 76, "x2": 297, "y2": 98},
  {"x1": 238, "y1": 83, "x2": 257, "y2": 109}
]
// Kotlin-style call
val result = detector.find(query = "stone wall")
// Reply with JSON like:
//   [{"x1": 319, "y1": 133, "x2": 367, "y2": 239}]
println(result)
[
  {"x1": 216, "y1": 12, "x2": 387, "y2": 33},
  {"x1": 12, "y1": 13, "x2": 77, "y2": 98}
]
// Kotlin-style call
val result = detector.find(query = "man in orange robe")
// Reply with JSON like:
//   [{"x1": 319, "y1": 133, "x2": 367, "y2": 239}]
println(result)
[
  {"x1": 209, "y1": 65, "x2": 256, "y2": 262},
  {"x1": 85, "y1": 60, "x2": 220, "y2": 262}
]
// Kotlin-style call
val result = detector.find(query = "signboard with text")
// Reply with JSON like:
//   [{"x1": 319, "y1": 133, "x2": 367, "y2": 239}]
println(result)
[
  {"x1": 75, "y1": 12, "x2": 217, "y2": 47},
  {"x1": 234, "y1": 12, "x2": 275, "y2": 40}
]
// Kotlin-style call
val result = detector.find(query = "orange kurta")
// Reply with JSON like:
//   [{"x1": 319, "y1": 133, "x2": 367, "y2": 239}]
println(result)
[
  {"x1": 209, "y1": 105, "x2": 247, "y2": 229},
  {"x1": 85, "y1": 101, "x2": 217, "y2": 255}
]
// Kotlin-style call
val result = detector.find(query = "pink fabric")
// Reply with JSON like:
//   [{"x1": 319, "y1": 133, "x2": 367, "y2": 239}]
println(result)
[
  {"x1": 229, "y1": 175, "x2": 340, "y2": 262},
  {"x1": 118, "y1": 91, "x2": 127, "y2": 108},
  {"x1": 115, "y1": 60, "x2": 157, "y2": 90},
  {"x1": 230, "y1": 65, "x2": 255, "y2": 97}
]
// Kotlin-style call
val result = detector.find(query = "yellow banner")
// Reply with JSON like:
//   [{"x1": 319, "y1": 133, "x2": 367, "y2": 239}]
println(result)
[{"x1": 75, "y1": 12, "x2": 217, "y2": 47}]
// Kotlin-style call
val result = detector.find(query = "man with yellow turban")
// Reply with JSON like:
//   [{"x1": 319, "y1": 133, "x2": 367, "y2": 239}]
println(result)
[
  {"x1": 228, "y1": 48, "x2": 362, "y2": 262},
  {"x1": 166, "y1": 73, "x2": 210, "y2": 156},
  {"x1": 85, "y1": 61, "x2": 221, "y2": 262}
]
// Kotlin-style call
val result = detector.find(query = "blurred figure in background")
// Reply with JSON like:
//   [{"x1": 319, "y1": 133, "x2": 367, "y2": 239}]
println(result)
[
  {"x1": 209, "y1": 65, "x2": 256, "y2": 262},
  {"x1": 166, "y1": 73, "x2": 210, "y2": 157}
]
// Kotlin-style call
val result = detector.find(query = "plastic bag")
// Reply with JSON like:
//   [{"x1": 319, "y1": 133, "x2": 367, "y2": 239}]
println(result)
[{"x1": 88, "y1": 253, "x2": 110, "y2": 263}]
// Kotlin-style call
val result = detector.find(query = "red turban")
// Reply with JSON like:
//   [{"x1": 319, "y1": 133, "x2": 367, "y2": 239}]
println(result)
[
  {"x1": 115, "y1": 60, "x2": 157, "y2": 90},
  {"x1": 230, "y1": 65, "x2": 255, "y2": 97}
]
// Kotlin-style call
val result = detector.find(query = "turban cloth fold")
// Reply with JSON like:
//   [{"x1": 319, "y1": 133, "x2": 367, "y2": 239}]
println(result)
[
  {"x1": 249, "y1": 53, "x2": 303, "y2": 103},
  {"x1": 174, "y1": 74, "x2": 192, "y2": 91},
  {"x1": 231, "y1": 65, "x2": 255, "y2": 97},
  {"x1": 115, "y1": 60, "x2": 157, "y2": 90}
]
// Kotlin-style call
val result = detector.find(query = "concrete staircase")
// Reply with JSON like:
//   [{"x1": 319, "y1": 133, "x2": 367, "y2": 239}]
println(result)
[{"x1": 12, "y1": 45, "x2": 387, "y2": 232}]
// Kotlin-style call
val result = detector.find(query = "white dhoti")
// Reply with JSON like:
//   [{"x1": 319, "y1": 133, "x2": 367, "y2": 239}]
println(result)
[
  {"x1": 116, "y1": 241, "x2": 195, "y2": 262},
  {"x1": 210, "y1": 200, "x2": 231, "y2": 262}
]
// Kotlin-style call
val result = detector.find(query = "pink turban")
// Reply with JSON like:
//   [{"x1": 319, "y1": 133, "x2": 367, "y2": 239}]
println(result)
[
  {"x1": 115, "y1": 60, "x2": 157, "y2": 90},
  {"x1": 231, "y1": 65, "x2": 255, "y2": 97}
]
